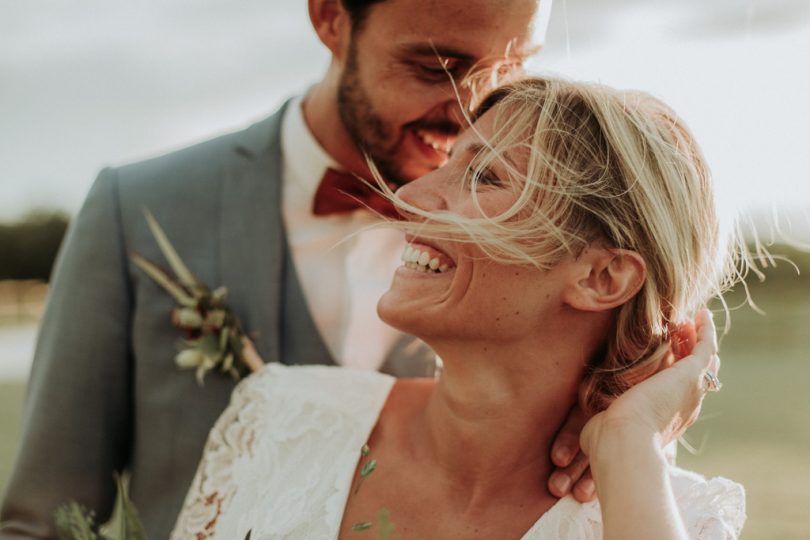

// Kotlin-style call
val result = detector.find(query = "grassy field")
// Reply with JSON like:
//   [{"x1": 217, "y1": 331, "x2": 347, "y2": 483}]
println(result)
[
  {"x1": 0, "y1": 382, "x2": 25, "y2": 494},
  {"x1": 1, "y1": 250, "x2": 809, "y2": 538},
  {"x1": 677, "y1": 252, "x2": 810, "y2": 540}
]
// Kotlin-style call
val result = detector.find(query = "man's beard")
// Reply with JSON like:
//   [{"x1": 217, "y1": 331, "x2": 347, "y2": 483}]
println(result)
[{"x1": 337, "y1": 42, "x2": 459, "y2": 187}]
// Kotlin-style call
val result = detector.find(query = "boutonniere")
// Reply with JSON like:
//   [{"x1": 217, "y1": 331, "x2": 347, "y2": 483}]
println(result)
[{"x1": 129, "y1": 209, "x2": 263, "y2": 385}]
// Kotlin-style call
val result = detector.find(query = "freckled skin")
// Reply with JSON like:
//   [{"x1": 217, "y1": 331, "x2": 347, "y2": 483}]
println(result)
[
  {"x1": 366, "y1": 100, "x2": 602, "y2": 540},
  {"x1": 379, "y1": 109, "x2": 575, "y2": 346}
]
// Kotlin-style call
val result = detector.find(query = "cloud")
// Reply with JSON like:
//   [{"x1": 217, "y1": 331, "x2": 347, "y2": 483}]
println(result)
[{"x1": 543, "y1": 0, "x2": 810, "y2": 51}]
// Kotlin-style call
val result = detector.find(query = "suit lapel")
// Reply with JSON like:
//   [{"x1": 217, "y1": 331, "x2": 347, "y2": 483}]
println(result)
[{"x1": 219, "y1": 100, "x2": 292, "y2": 365}]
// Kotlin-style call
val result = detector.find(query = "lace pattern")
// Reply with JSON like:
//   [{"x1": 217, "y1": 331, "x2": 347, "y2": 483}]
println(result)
[
  {"x1": 522, "y1": 470, "x2": 745, "y2": 540},
  {"x1": 170, "y1": 364, "x2": 395, "y2": 540}
]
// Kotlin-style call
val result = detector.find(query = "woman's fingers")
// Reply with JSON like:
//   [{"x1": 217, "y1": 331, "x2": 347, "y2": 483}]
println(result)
[
  {"x1": 670, "y1": 323, "x2": 696, "y2": 360},
  {"x1": 571, "y1": 469, "x2": 596, "y2": 503},
  {"x1": 670, "y1": 310, "x2": 722, "y2": 434},
  {"x1": 688, "y1": 309, "x2": 718, "y2": 370},
  {"x1": 548, "y1": 405, "x2": 595, "y2": 500},
  {"x1": 550, "y1": 405, "x2": 587, "y2": 468},
  {"x1": 548, "y1": 451, "x2": 590, "y2": 498},
  {"x1": 578, "y1": 310, "x2": 723, "y2": 462}
]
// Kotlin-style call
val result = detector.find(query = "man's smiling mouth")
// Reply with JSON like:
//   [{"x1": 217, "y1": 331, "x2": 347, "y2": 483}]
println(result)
[{"x1": 413, "y1": 129, "x2": 455, "y2": 154}]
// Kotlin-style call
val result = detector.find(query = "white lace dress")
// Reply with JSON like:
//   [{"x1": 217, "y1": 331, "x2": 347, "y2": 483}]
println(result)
[{"x1": 170, "y1": 364, "x2": 746, "y2": 540}]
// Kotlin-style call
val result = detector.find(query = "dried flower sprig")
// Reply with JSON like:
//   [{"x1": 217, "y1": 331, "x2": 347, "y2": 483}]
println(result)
[
  {"x1": 130, "y1": 209, "x2": 262, "y2": 384},
  {"x1": 350, "y1": 444, "x2": 400, "y2": 539}
]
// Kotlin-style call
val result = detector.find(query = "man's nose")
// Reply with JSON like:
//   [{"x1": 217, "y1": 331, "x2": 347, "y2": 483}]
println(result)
[
  {"x1": 440, "y1": 69, "x2": 501, "y2": 126},
  {"x1": 443, "y1": 98, "x2": 469, "y2": 130}
]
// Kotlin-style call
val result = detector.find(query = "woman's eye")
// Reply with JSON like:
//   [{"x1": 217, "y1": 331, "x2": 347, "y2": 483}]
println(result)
[{"x1": 473, "y1": 168, "x2": 502, "y2": 188}]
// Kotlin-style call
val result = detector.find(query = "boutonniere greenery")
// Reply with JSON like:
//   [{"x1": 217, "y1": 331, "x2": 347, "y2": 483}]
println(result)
[
  {"x1": 129, "y1": 209, "x2": 263, "y2": 384},
  {"x1": 55, "y1": 474, "x2": 253, "y2": 540}
]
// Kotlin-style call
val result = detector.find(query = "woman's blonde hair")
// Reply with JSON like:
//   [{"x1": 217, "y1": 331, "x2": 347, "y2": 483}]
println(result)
[{"x1": 378, "y1": 76, "x2": 747, "y2": 415}]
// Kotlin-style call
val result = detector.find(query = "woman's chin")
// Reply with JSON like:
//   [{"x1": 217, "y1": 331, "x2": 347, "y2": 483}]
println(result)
[
  {"x1": 377, "y1": 290, "x2": 410, "y2": 333},
  {"x1": 377, "y1": 289, "x2": 432, "y2": 339}
]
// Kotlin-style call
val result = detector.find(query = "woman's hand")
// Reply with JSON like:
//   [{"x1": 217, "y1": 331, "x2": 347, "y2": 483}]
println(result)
[
  {"x1": 548, "y1": 310, "x2": 712, "y2": 501},
  {"x1": 580, "y1": 309, "x2": 719, "y2": 461},
  {"x1": 576, "y1": 309, "x2": 720, "y2": 540}
]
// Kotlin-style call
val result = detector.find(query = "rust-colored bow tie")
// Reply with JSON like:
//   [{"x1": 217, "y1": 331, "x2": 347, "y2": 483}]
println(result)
[{"x1": 312, "y1": 168, "x2": 399, "y2": 219}]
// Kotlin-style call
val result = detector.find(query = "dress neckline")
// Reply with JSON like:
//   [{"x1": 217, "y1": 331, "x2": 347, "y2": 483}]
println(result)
[{"x1": 329, "y1": 369, "x2": 586, "y2": 540}]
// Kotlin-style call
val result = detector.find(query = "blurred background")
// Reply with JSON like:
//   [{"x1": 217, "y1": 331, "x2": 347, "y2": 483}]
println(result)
[{"x1": 1, "y1": 1, "x2": 809, "y2": 538}]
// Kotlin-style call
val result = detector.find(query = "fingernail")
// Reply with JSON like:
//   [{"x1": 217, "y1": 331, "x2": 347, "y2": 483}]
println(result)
[
  {"x1": 552, "y1": 473, "x2": 571, "y2": 495},
  {"x1": 581, "y1": 478, "x2": 595, "y2": 498},
  {"x1": 554, "y1": 447, "x2": 571, "y2": 464}
]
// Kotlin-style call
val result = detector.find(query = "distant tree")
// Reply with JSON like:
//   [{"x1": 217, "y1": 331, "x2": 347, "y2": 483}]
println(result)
[{"x1": 0, "y1": 210, "x2": 70, "y2": 281}]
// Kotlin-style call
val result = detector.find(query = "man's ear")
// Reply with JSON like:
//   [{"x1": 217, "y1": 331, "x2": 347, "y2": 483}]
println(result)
[
  {"x1": 309, "y1": 0, "x2": 351, "y2": 58},
  {"x1": 563, "y1": 248, "x2": 646, "y2": 312}
]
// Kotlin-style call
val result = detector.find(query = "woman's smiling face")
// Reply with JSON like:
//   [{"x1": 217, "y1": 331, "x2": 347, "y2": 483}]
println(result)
[{"x1": 377, "y1": 108, "x2": 576, "y2": 345}]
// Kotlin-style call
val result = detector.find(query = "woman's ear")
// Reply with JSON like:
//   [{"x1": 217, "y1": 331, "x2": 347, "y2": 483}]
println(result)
[
  {"x1": 308, "y1": 0, "x2": 350, "y2": 58},
  {"x1": 563, "y1": 248, "x2": 646, "y2": 312}
]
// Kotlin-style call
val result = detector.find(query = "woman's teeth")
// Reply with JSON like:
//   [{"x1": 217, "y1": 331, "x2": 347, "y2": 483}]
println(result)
[{"x1": 400, "y1": 246, "x2": 450, "y2": 274}]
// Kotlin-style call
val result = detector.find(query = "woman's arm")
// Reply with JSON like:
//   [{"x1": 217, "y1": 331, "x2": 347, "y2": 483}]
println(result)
[
  {"x1": 580, "y1": 310, "x2": 721, "y2": 540},
  {"x1": 589, "y1": 422, "x2": 689, "y2": 540}
]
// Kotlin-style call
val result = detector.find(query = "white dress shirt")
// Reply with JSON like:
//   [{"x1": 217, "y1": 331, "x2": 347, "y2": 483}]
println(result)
[{"x1": 280, "y1": 95, "x2": 404, "y2": 370}]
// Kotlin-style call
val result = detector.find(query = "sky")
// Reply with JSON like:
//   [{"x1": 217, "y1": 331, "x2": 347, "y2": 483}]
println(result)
[{"x1": 1, "y1": 0, "x2": 809, "y2": 237}]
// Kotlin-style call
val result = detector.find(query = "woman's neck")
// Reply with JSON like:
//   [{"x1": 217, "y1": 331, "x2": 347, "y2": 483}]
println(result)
[{"x1": 404, "y1": 338, "x2": 589, "y2": 510}]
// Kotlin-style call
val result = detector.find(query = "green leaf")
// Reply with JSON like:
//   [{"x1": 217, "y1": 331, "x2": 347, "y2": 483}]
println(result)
[
  {"x1": 197, "y1": 333, "x2": 222, "y2": 357},
  {"x1": 175, "y1": 349, "x2": 205, "y2": 369},
  {"x1": 229, "y1": 333, "x2": 245, "y2": 356},
  {"x1": 114, "y1": 472, "x2": 149, "y2": 540},
  {"x1": 219, "y1": 327, "x2": 230, "y2": 353},
  {"x1": 172, "y1": 307, "x2": 203, "y2": 329},
  {"x1": 130, "y1": 253, "x2": 196, "y2": 307},
  {"x1": 360, "y1": 460, "x2": 377, "y2": 477},
  {"x1": 377, "y1": 508, "x2": 398, "y2": 540},
  {"x1": 361, "y1": 444, "x2": 370, "y2": 457},
  {"x1": 141, "y1": 208, "x2": 204, "y2": 292},
  {"x1": 221, "y1": 352, "x2": 234, "y2": 372},
  {"x1": 205, "y1": 309, "x2": 227, "y2": 330},
  {"x1": 54, "y1": 502, "x2": 99, "y2": 540},
  {"x1": 351, "y1": 522, "x2": 373, "y2": 531},
  {"x1": 227, "y1": 366, "x2": 241, "y2": 381},
  {"x1": 243, "y1": 530, "x2": 252, "y2": 540},
  {"x1": 354, "y1": 459, "x2": 377, "y2": 495},
  {"x1": 211, "y1": 286, "x2": 228, "y2": 303}
]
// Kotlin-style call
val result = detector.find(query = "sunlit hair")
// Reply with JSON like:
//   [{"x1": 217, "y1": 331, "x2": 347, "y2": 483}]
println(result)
[{"x1": 375, "y1": 76, "x2": 751, "y2": 415}]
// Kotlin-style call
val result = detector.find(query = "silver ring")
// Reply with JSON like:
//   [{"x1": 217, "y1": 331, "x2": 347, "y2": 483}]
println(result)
[{"x1": 702, "y1": 370, "x2": 722, "y2": 393}]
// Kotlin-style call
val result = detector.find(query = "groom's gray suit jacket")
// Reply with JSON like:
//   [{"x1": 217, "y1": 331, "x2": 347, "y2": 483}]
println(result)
[{"x1": 0, "y1": 101, "x2": 435, "y2": 539}]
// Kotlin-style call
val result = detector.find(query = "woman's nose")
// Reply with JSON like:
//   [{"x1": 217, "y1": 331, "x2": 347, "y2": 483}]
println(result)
[{"x1": 395, "y1": 170, "x2": 448, "y2": 220}]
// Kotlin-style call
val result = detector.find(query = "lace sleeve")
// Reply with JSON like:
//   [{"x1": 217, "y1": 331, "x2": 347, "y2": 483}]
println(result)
[
  {"x1": 169, "y1": 364, "x2": 395, "y2": 540},
  {"x1": 671, "y1": 468, "x2": 747, "y2": 540},
  {"x1": 169, "y1": 368, "x2": 271, "y2": 539}
]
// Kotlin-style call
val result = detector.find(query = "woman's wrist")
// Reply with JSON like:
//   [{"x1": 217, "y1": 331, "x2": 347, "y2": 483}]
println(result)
[
  {"x1": 587, "y1": 417, "x2": 667, "y2": 472},
  {"x1": 587, "y1": 420, "x2": 686, "y2": 540}
]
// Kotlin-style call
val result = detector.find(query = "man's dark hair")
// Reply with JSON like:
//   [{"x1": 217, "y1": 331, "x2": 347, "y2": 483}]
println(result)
[{"x1": 341, "y1": 0, "x2": 386, "y2": 31}]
